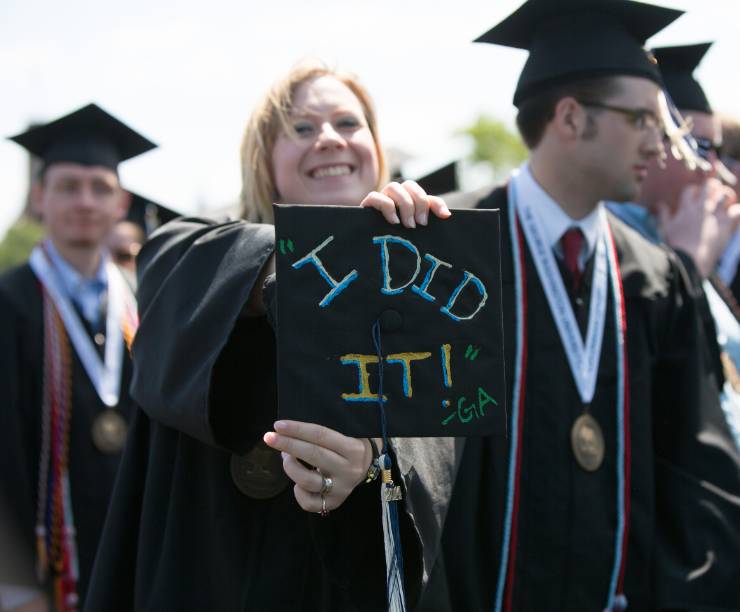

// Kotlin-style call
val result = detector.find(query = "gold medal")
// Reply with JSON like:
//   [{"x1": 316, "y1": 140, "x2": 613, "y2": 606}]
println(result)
[
  {"x1": 571, "y1": 413, "x2": 605, "y2": 472},
  {"x1": 91, "y1": 409, "x2": 127, "y2": 454},
  {"x1": 230, "y1": 441, "x2": 289, "y2": 500}
]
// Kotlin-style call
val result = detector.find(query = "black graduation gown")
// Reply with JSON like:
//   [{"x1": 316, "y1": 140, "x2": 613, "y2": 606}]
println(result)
[
  {"x1": 84, "y1": 218, "x2": 415, "y2": 611},
  {"x1": 0, "y1": 263, "x2": 135, "y2": 603},
  {"x1": 422, "y1": 187, "x2": 740, "y2": 611}
]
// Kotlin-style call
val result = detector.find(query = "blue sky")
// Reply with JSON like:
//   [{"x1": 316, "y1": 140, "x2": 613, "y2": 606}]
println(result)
[{"x1": 2, "y1": 0, "x2": 738, "y2": 237}]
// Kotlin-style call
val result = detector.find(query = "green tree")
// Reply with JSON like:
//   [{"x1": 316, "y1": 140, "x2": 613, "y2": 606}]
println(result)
[
  {"x1": 0, "y1": 217, "x2": 46, "y2": 272},
  {"x1": 460, "y1": 115, "x2": 527, "y2": 179}
]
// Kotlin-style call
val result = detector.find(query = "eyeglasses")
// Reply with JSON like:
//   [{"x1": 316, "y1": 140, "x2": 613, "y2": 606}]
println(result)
[
  {"x1": 113, "y1": 251, "x2": 135, "y2": 264},
  {"x1": 693, "y1": 136, "x2": 723, "y2": 161},
  {"x1": 576, "y1": 99, "x2": 662, "y2": 132}
]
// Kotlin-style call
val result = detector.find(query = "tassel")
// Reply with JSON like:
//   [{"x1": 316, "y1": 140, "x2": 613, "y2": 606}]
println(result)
[
  {"x1": 372, "y1": 320, "x2": 407, "y2": 612},
  {"x1": 380, "y1": 452, "x2": 406, "y2": 612}
]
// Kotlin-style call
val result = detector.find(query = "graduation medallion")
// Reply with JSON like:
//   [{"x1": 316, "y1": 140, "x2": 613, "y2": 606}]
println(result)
[
  {"x1": 570, "y1": 413, "x2": 605, "y2": 472},
  {"x1": 91, "y1": 409, "x2": 127, "y2": 454},
  {"x1": 230, "y1": 441, "x2": 289, "y2": 500}
]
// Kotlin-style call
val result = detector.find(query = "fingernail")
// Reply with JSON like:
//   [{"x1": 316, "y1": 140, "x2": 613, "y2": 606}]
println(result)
[
  {"x1": 407, "y1": 218, "x2": 416, "y2": 228},
  {"x1": 263, "y1": 432, "x2": 275, "y2": 444},
  {"x1": 281, "y1": 451, "x2": 289, "y2": 461},
  {"x1": 391, "y1": 214, "x2": 401, "y2": 224},
  {"x1": 274, "y1": 421, "x2": 287, "y2": 431},
  {"x1": 418, "y1": 211, "x2": 428, "y2": 225}
]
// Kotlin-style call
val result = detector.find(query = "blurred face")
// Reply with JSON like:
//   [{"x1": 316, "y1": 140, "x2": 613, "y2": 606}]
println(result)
[
  {"x1": 33, "y1": 163, "x2": 128, "y2": 249},
  {"x1": 576, "y1": 76, "x2": 664, "y2": 203},
  {"x1": 271, "y1": 75, "x2": 380, "y2": 207},
  {"x1": 640, "y1": 111, "x2": 722, "y2": 214},
  {"x1": 108, "y1": 221, "x2": 144, "y2": 272}
]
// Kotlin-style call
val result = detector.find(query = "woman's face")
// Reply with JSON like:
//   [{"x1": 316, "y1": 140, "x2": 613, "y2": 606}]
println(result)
[{"x1": 271, "y1": 75, "x2": 380, "y2": 207}]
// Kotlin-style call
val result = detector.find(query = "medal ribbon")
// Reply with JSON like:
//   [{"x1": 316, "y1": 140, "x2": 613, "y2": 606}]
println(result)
[
  {"x1": 36, "y1": 292, "x2": 79, "y2": 610},
  {"x1": 494, "y1": 178, "x2": 630, "y2": 612},
  {"x1": 514, "y1": 170, "x2": 609, "y2": 405},
  {"x1": 29, "y1": 243, "x2": 136, "y2": 406}
]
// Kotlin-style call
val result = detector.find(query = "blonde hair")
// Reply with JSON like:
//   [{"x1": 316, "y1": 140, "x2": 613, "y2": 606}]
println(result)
[{"x1": 239, "y1": 62, "x2": 388, "y2": 224}]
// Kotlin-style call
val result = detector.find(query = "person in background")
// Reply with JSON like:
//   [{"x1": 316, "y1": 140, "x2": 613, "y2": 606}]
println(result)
[
  {"x1": 0, "y1": 103, "x2": 155, "y2": 610},
  {"x1": 722, "y1": 115, "x2": 740, "y2": 182},
  {"x1": 107, "y1": 220, "x2": 144, "y2": 286},
  {"x1": 718, "y1": 115, "x2": 740, "y2": 300},
  {"x1": 627, "y1": 43, "x2": 739, "y2": 278},
  {"x1": 608, "y1": 43, "x2": 740, "y2": 450},
  {"x1": 107, "y1": 192, "x2": 180, "y2": 289}
]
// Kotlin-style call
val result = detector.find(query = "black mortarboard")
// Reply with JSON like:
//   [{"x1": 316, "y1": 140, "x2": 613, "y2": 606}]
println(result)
[
  {"x1": 274, "y1": 205, "x2": 507, "y2": 438},
  {"x1": 415, "y1": 162, "x2": 459, "y2": 196},
  {"x1": 9, "y1": 103, "x2": 156, "y2": 173},
  {"x1": 475, "y1": 0, "x2": 684, "y2": 107},
  {"x1": 653, "y1": 43, "x2": 713, "y2": 113},
  {"x1": 125, "y1": 191, "x2": 180, "y2": 236}
]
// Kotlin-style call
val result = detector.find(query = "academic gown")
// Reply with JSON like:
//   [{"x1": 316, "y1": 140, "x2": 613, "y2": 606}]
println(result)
[
  {"x1": 415, "y1": 186, "x2": 740, "y2": 611},
  {"x1": 84, "y1": 218, "x2": 421, "y2": 611},
  {"x1": 0, "y1": 263, "x2": 135, "y2": 603}
]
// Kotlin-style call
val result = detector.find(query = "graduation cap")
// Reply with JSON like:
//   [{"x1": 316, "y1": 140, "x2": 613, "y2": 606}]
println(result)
[
  {"x1": 273, "y1": 205, "x2": 507, "y2": 438},
  {"x1": 653, "y1": 43, "x2": 713, "y2": 113},
  {"x1": 475, "y1": 0, "x2": 684, "y2": 107},
  {"x1": 652, "y1": 43, "x2": 736, "y2": 185},
  {"x1": 9, "y1": 103, "x2": 156, "y2": 173},
  {"x1": 125, "y1": 191, "x2": 180, "y2": 236},
  {"x1": 415, "y1": 161, "x2": 459, "y2": 196}
]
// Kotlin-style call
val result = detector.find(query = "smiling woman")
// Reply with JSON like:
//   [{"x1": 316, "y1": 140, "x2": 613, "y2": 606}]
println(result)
[
  {"x1": 241, "y1": 65, "x2": 388, "y2": 223},
  {"x1": 83, "y1": 62, "x2": 449, "y2": 611}
]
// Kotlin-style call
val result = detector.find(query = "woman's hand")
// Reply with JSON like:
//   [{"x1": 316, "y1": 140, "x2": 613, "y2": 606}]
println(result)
[
  {"x1": 361, "y1": 180, "x2": 451, "y2": 228},
  {"x1": 264, "y1": 421, "x2": 374, "y2": 514}
]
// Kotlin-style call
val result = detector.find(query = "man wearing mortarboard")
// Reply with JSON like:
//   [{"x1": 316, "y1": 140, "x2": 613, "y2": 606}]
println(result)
[
  {"x1": 283, "y1": 3, "x2": 740, "y2": 610},
  {"x1": 356, "y1": 1, "x2": 740, "y2": 610},
  {"x1": 0, "y1": 103, "x2": 156, "y2": 610},
  {"x1": 608, "y1": 42, "x2": 740, "y2": 453}
]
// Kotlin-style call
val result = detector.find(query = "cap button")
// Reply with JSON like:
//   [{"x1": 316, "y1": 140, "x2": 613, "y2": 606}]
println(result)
[{"x1": 379, "y1": 309, "x2": 403, "y2": 333}]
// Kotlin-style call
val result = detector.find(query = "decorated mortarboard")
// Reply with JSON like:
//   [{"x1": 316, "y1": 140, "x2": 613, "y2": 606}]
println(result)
[
  {"x1": 125, "y1": 191, "x2": 181, "y2": 236},
  {"x1": 653, "y1": 43, "x2": 713, "y2": 114},
  {"x1": 273, "y1": 205, "x2": 507, "y2": 439},
  {"x1": 274, "y1": 204, "x2": 507, "y2": 609},
  {"x1": 415, "y1": 161, "x2": 459, "y2": 196},
  {"x1": 475, "y1": 0, "x2": 684, "y2": 107},
  {"x1": 9, "y1": 103, "x2": 156, "y2": 172}
]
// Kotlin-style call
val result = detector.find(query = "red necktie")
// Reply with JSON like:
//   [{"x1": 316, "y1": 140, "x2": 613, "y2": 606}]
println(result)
[{"x1": 561, "y1": 227, "x2": 584, "y2": 291}]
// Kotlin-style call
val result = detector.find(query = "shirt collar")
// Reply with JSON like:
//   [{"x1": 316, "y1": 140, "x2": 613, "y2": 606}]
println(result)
[
  {"x1": 605, "y1": 202, "x2": 661, "y2": 245},
  {"x1": 44, "y1": 239, "x2": 108, "y2": 295},
  {"x1": 516, "y1": 162, "x2": 603, "y2": 264}
]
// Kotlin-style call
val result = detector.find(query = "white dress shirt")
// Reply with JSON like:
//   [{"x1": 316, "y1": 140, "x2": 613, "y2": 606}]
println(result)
[{"x1": 515, "y1": 162, "x2": 604, "y2": 271}]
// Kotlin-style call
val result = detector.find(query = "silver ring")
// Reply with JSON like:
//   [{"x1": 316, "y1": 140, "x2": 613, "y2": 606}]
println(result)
[
  {"x1": 319, "y1": 494, "x2": 329, "y2": 517},
  {"x1": 320, "y1": 476, "x2": 333, "y2": 496}
]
